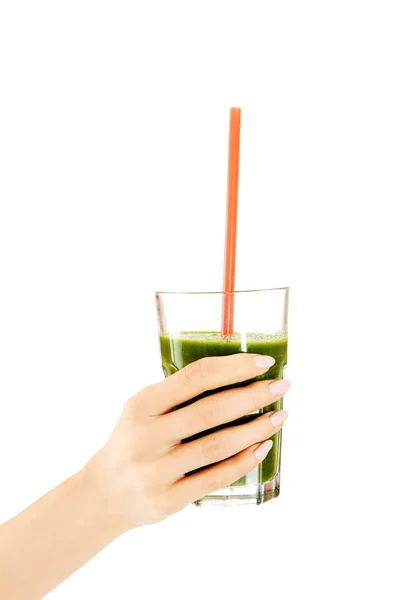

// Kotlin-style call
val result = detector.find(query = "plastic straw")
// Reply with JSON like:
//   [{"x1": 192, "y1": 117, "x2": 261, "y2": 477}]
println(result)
[{"x1": 221, "y1": 107, "x2": 241, "y2": 336}]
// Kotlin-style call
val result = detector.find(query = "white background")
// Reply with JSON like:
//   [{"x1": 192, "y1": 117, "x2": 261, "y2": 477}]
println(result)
[{"x1": 0, "y1": 1, "x2": 399, "y2": 598}]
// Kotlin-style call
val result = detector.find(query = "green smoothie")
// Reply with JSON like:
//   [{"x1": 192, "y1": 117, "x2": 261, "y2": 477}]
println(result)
[{"x1": 159, "y1": 331, "x2": 288, "y2": 486}]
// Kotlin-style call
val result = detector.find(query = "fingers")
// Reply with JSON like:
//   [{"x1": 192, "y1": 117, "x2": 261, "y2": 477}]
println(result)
[
  {"x1": 163, "y1": 378, "x2": 291, "y2": 442},
  {"x1": 170, "y1": 440, "x2": 274, "y2": 508},
  {"x1": 137, "y1": 353, "x2": 276, "y2": 416},
  {"x1": 167, "y1": 410, "x2": 288, "y2": 476}
]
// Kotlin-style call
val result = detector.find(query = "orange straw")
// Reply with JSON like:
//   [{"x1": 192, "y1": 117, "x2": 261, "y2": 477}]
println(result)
[{"x1": 221, "y1": 107, "x2": 241, "y2": 336}]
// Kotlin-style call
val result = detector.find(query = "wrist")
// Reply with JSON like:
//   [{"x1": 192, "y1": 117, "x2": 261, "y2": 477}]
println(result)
[{"x1": 80, "y1": 452, "x2": 132, "y2": 539}]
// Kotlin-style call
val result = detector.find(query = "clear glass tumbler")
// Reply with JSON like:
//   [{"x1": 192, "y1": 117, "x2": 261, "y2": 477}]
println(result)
[{"x1": 155, "y1": 288, "x2": 289, "y2": 506}]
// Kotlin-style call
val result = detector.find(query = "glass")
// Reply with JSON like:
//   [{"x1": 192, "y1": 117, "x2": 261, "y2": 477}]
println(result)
[{"x1": 155, "y1": 288, "x2": 289, "y2": 506}]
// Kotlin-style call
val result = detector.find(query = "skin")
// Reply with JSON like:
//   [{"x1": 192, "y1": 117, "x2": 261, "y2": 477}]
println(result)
[{"x1": 0, "y1": 353, "x2": 290, "y2": 599}]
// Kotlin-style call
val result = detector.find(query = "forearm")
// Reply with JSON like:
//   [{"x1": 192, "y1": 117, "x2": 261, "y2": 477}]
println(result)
[{"x1": 0, "y1": 461, "x2": 126, "y2": 600}]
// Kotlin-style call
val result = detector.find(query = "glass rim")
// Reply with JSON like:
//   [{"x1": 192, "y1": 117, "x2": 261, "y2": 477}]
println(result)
[{"x1": 155, "y1": 287, "x2": 289, "y2": 295}]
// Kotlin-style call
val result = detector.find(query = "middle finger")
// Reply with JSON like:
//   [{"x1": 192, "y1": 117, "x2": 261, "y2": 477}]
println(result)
[{"x1": 162, "y1": 378, "x2": 291, "y2": 442}]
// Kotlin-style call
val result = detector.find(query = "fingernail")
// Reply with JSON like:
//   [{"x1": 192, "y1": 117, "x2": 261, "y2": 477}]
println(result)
[
  {"x1": 253, "y1": 355, "x2": 275, "y2": 369},
  {"x1": 270, "y1": 409, "x2": 289, "y2": 427},
  {"x1": 254, "y1": 439, "x2": 273, "y2": 461},
  {"x1": 269, "y1": 379, "x2": 291, "y2": 396}
]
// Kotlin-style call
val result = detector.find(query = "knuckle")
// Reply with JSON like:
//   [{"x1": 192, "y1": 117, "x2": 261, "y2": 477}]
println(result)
[
  {"x1": 248, "y1": 413, "x2": 270, "y2": 442},
  {"x1": 197, "y1": 395, "x2": 218, "y2": 429},
  {"x1": 201, "y1": 433, "x2": 221, "y2": 460},
  {"x1": 123, "y1": 393, "x2": 142, "y2": 420},
  {"x1": 183, "y1": 359, "x2": 205, "y2": 383},
  {"x1": 249, "y1": 387, "x2": 263, "y2": 412},
  {"x1": 183, "y1": 357, "x2": 216, "y2": 392},
  {"x1": 140, "y1": 383, "x2": 158, "y2": 399},
  {"x1": 126, "y1": 385, "x2": 156, "y2": 419}
]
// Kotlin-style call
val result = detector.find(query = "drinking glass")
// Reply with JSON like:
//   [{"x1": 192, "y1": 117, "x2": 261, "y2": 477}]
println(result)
[{"x1": 155, "y1": 288, "x2": 289, "y2": 506}]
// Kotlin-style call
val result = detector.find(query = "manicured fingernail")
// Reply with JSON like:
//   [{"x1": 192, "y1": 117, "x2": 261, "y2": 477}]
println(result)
[
  {"x1": 269, "y1": 379, "x2": 291, "y2": 396},
  {"x1": 253, "y1": 355, "x2": 275, "y2": 369},
  {"x1": 254, "y1": 439, "x2": 273, "y2": 461},
  {"x1": 270, "y1": 409, "x2": 288, "y2": 427}
]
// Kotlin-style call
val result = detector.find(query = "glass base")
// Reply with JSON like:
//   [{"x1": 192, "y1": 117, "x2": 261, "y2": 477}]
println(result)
[{"x1": 194, "y1": 473, "x2": 280, "y2": 507}]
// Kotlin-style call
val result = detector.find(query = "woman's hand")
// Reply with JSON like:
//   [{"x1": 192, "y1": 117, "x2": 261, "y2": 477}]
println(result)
[
  {"x1": 0, "y1": 353, "x2": 290, "y2": 599},
  {"x1": 89, "y1": 353, "x2": 290, "y2": 530}
]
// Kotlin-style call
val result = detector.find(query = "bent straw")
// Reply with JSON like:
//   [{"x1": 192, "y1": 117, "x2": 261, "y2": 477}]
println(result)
[{"x1": 221, "y1": 107, "x2": 241, "y2": 336}]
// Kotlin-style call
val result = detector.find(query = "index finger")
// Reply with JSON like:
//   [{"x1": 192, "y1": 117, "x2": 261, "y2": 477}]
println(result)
[{"x1": 139, "y1": 353, "x2": 275, "y2": 416}]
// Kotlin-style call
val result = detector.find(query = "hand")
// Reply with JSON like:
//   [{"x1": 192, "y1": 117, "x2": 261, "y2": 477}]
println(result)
[
  {"x1": 88, "y1": 353, "x2": 290, "y2": 531},
  {"x1": 0, "y1": 354, "x2": 290, "y2": 599}
]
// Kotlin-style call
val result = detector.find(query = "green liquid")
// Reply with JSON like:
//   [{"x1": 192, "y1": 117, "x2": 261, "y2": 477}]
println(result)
[{"x1": 159, "y1": 332, "x2": 288, "y2": 486}]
